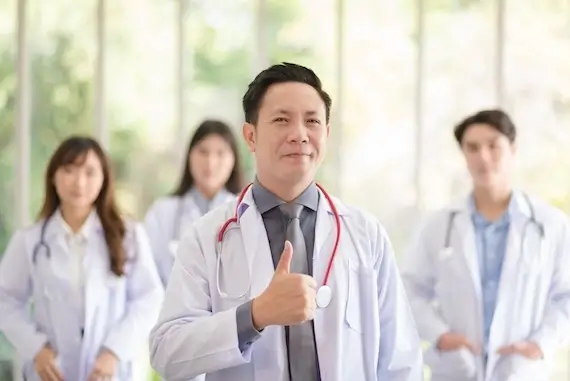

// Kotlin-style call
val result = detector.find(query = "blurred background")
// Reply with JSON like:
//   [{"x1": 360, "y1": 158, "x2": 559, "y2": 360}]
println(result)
[{"x1": 1, "y1": 0, "x2": 570, "y2": 379}]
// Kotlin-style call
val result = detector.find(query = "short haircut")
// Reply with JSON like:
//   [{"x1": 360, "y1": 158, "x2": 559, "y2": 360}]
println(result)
[
  {"x1": 242, "y1": 62, "x2": 332, "y2": 124},
  {"x1": 454, "y1": 109, "x2": 517, "y2": 144}
]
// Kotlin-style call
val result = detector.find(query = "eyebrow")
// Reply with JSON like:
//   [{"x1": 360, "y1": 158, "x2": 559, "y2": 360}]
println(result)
[
  {"x1": 465, "y1": 137, "x2": 500, "y2": 146},
  {"x1": 272, "y1": 109, "x2": 320, "y2": 116}
]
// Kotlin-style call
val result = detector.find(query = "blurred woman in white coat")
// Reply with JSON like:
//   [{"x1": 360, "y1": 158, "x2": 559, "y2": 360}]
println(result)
[
  {"x1": 0, "y1": 136, "x2": 164, "y2": 381},
  {"x1": 144, "y1": 120, "x2": 244, "y2": 286},
  {"x1": 401, "y1": 110, "x2": 570, "y2": 381}
]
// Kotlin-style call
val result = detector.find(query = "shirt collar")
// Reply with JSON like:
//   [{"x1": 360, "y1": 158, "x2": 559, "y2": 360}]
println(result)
[
  {"x1": 469, "y1": 192, "x2": 516, "y2": 228},
  {"x1": 252, "y1": 177, "x2": 319, "y2": 215},
  {"x1": 54, "y1": 209, "x2": 96, "y2": 241}
]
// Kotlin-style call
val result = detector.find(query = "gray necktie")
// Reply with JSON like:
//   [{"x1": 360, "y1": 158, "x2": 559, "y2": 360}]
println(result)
[
  {"x1": 279, "y1": 203, "x2": 319, "y2": 381},
  {"x1": 279, "y1": 203, "x2": 309, "y2": 273}
]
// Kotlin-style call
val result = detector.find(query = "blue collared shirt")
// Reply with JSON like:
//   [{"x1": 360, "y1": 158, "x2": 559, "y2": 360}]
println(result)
[{"x1": 469, "y1": 195, "x2": 515, "y2": 354}]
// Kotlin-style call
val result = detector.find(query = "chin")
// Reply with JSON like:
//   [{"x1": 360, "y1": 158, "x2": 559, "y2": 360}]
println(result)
[
  {"x1": 473, "y1": 177, "x2": 498, "y2": 189},
  {"x1": 66, "y1": 199, "x2": 94, "y2": 210}
]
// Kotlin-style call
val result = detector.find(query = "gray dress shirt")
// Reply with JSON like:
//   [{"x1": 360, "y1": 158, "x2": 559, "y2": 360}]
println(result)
[{"x1": 235, "y1": 178, "x2": 320, "y2": 380}]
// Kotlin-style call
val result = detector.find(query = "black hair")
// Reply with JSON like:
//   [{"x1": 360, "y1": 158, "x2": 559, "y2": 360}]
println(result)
[
  {"x1": 454, "y1": 109, "x2": 517, "y2": 144},
  {"x1": 242, "y1": 62, "x2": 332, "y2": 124},
  {"x1": 172, "y1": 119, "x2": 244, "y2": 196}
]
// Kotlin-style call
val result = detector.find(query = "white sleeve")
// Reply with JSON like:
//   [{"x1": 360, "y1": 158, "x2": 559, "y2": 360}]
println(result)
[
  {"x1": 149, "y1": 225, "x2": 251, "y2": 381},
  {"x1": 400, "y1": 215, "x2": 451, "y2": 345},
  {"x1": 375, "y1": 224, "x2": 424, "y2": 381},
  {"x1": 143, "y1": 201, "x2": 170, "y2": 287},
  {"x1": 0, "y1": 230, "x2": 48, "y2": 362},
  {"x1": 528, "y1": 219, "x2": 570, "y2": 359},
  {"x1": 103, "y1": 224, "x2": 165, "y2": 361}
]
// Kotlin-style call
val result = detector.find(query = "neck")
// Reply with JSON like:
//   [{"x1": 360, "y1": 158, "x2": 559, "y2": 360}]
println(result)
[
  {"x1": 195, "y1": 186, "x2": 220, "y2": 201},
  {"x1": 60, "y1": 205, "x2": 92, "y2": 233},
  {"x1": 472, "y1": 185, "x2": 512, "y2": 220},
  {"x1": 256, "y1": 174, "x2": 312, "y2": 202}
]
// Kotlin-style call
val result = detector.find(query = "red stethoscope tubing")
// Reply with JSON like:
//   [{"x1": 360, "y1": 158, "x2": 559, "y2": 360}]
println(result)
[{"x1": 216, "y1": 182, "x2": 341, "y2": 287}]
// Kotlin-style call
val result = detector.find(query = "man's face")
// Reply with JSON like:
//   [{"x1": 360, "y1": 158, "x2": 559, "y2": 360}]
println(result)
[
  {"x1": 461, "y1": 123, "x2": 515, "y2": 190},
  {"x1": 242, "y1": 82, "x2": 330, "y2": 186}
]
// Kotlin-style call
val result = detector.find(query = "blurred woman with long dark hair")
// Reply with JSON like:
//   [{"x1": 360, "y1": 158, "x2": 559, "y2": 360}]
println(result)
[
  {"x1": 144, "y1": 119, "x2": 245, "y2": 286},
  {"x1": 0, "y1": 136, "x2": 163, "y2": 381}
]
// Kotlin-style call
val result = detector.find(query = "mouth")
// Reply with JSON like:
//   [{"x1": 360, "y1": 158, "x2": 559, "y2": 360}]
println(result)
[{"x1": 284, "y1": 153, "x2": 311, "y2": 158}]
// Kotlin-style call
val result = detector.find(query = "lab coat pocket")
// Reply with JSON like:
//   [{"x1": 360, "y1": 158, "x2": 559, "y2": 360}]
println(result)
[
  {"x1": 425, "y1": 347, "x2": 477, "y2": 380},
  {"x1": 345, "y1": 258, "x2": 368, "y2": 333},
  {"x1": 494, "y1": 355, "x2": 546, "y2": 381},
  {"x1": 106, "y1": 273, "x2": 128, "y2": 319}
]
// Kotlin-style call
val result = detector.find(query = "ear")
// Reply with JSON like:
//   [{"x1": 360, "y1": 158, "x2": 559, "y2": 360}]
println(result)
[
  {"x1": 242, "y1": 122, "x2": 256, "y2": 153},
  {"x1": 325, "y1": 123, "x2": 331, "y2": 138},
  {"x1": 510, "y1": 141, "x2": 517, "y2": 154}
]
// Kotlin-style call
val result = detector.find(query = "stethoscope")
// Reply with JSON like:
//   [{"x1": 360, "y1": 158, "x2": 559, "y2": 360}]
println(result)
[
  {"x1": 32, "y1": 213, "x2": 56, "y2": 264},
  {"x1": 442, "y1": 193, "x2": 544, "y2": 265},
  {"x1": 215, "y1": 182, "x2": 341, "y2": 309}
]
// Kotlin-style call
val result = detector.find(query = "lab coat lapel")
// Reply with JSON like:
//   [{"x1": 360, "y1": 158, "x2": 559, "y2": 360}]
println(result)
[
  {"x1": 240, "y1": 188, "x2": 274, "y2": 298},
  {"x1": 183, "y1": 193, "x2": 204, "y2": 224},
  {"x1": 487, "y1": 194, "x2": 529, "y2": 372},
  {"x1": 83, "y1": 217, "x2": 108, "y2": 326},
  {"x1": 313, "y1": 188, "x2": 334, "y2": 279},
  {"x1": 455, "y1": 205, "x2": 483, "y2": 301},
  {"x1": 40, "y1": 213, "x2": 71, "y2": 283},
  {"x1": 313, "y1": 192, "x2": 346, "y2": 381}
]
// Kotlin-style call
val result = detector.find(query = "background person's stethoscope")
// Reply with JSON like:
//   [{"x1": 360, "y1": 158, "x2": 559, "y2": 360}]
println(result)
[
  {"x1": 32, "y1": 213, "x2": 56, "y2": 264},
  {"x1": 442, "y1": 193, "x2": 545, "y2": 264},
  {"x1": 215, "y1": 182, "x2": 341, "y2": 308}
]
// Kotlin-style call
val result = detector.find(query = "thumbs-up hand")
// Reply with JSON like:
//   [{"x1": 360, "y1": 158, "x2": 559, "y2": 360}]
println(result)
[{"x1": 251, "y1": 241, "x2": 317, "y2": 330}]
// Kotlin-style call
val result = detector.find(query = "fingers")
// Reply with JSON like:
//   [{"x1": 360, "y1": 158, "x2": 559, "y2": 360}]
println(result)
[
  {"x1": 463, "y1": 339, "x2": 480, "y2": 355},
  {"x1": 275, "y1": 241, "x2": 293, "y2": 275},
  {"x1": 301, "y1": 274, "x2": 318, "y2": 289},
  {"x1": 452, "y1": 334, "x2": 480, "y2": 354},
  {"x1": 497, "y1": 345, "x2": 513, "y2": 355},
  {"x1": 498, "y1": 341, "x2": 542, "y2": 359},
  {"x1": 40, "y1": 365, "x2": 64, "y2": 381},
  {"x1": 88, "y1": 370, "x2": 113, "y2": 381}
]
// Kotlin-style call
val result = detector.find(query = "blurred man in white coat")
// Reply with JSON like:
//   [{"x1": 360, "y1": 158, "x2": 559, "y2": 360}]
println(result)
[{"x1": 401, "y1": 109, "x2": 570, "y2": 381}]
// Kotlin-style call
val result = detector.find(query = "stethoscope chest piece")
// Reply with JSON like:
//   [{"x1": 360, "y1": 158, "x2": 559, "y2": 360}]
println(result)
[{"x1": 316, "y1": 285, "x2": 332, "y2": 308}]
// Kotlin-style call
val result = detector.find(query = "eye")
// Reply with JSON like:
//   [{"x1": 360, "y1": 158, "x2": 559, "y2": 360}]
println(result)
[
  {"x1": 307, "y1": 119, "x2": 321, "y2": 125},
  {"x1": 273, "y1": 117, "x2": 288, "y2": 123}
]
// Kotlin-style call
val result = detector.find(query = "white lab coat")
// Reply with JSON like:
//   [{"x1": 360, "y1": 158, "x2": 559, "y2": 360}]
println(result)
[
  {"x1": 0, "y1": 213, "x2": 164, "y2": 381},
  {"x1": 144, "y1": 191, "x2": 236, "y2": 286},
  {"x1": 149, "y1": 186, "x2": 423, "y2": 381},
  {"x1": 401, "y1": 192, "x2": 570, "y2": 381}
]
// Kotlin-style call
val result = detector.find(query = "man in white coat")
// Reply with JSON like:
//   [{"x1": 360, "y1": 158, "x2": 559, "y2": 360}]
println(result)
[
  {"x1": 401, "y1": 109, "x2": 570, "y2": 381},
  {"x1": 149, "y1": 62, "x2": 423, "y2": 381}
]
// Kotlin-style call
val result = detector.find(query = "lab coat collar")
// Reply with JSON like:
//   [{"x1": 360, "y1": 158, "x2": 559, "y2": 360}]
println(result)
[
  {"x1": 44, "y1": 208, "x2": 101, "y2": 241},
  {"x1": 185, "y1": 187, "x2": 233, "y2": 213},
  {"x1": 449, "y1": 189, "x2": 532, "y2": 221},
  {"x1": 239, "y1": 181, "x2": 349, "y2": 220},
  {"x1": 251, "y1": 177, "x2": 319, "y2": 214}
]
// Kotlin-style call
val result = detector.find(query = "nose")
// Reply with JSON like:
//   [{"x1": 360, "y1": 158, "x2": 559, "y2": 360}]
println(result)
[
  {"x1": 472, "y1": 147, "x2": 494, "y2": 169},
  {"x1": 204, "y1": 153, "x2": 218, "y2": 171},
  {"x1": 287, "y1": 120, "x2": 309, "y2": 143},
  {"x1": 75, "y1": 172, "x2": 87, "y2": 189}
]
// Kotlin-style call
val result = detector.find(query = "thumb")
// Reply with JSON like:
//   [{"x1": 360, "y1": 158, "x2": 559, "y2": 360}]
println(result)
[
  {"x1": 275, "y1": 241, "x2": 293, "y2": 275},
  {"x1": 464, "y1": 340, "x2": 480, "y2": 355}
]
